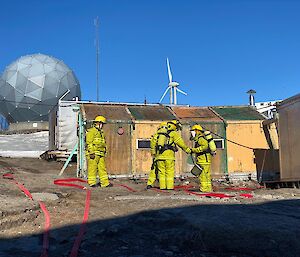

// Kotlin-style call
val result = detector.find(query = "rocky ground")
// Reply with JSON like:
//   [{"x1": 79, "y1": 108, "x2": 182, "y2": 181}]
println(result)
[{"x1": 0, "y1": 157, "x2": 300, "y2": 257}]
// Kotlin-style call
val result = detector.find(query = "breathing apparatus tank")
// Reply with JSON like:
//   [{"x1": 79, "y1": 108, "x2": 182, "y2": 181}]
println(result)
[
  {"x1": 156, "y1": 126, "x2": 168, "y2": 153},
  {"x1": 204, "y1": 131, "x2": 217, "y2": 156}
]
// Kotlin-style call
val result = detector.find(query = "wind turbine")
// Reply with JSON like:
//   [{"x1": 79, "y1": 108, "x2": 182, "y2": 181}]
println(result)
[{"x1": 159, "y1": 58, "x2": 187, "y2": 105}]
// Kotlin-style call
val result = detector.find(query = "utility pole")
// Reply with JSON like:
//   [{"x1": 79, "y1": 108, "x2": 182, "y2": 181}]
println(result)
[{"x1": 94, "y1": 16, "x2": 100, "y2": 102}]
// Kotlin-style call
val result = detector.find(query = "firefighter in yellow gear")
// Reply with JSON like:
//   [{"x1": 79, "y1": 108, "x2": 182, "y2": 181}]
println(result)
[
  {"x1": 86, "y1": 115, "x2": 111, "y2": 187},
  {"x1": 190, "y1": 124, "x2": 213, "y2": 192},
  {"x1": 156, "y1": 120, "x2": 191, "y2": 190},
  {"x1": 146, "y1": 121, "x2": 168, "y2": 189}
]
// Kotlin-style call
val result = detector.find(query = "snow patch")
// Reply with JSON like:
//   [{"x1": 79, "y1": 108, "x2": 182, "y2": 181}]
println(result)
[
  {"x1": 0, "y1": 131, "x2": 48, "y2": 158},
  {"x1": 0, "y1": 151, "x2": 46, "y2": 158}
]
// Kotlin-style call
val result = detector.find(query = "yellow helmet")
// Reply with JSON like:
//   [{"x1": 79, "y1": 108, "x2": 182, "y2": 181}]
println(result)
[
  {"x1": 167, "y1": 120, "x2": 181, "y2": 131},
  {"x1": 168, "y1": 120, "x2": 178, "y2": 126},
  {"x1": 159, "y1": 121, "x2": 168, "y2": 128},
  {"x1": 191, "y1": 124, "x2": 203, "y2": 131},
  {"x1": 94, "y1": 115, "x2": 106, "y2": 123}
]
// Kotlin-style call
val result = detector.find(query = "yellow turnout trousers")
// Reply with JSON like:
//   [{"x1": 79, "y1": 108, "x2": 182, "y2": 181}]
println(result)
[
  {"x1": 198, "y1": 163, "x2": 212, "y2": 192},
  {"x1": 157, "y1": 159, "x2": 175, "y2": 190},
  {"x1": 87, "y1": 155, "x2": 109, "y2": 187}
]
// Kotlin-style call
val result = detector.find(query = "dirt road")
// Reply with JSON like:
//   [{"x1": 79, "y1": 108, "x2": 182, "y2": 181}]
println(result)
[{"x1": 0, "y1": 157, "x2": 300, "y2": 257}]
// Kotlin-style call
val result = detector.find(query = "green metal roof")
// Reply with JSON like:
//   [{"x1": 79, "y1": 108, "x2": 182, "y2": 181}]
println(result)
[{"x1": 212, "y1": 106, "x2": 265, "y2": 121}]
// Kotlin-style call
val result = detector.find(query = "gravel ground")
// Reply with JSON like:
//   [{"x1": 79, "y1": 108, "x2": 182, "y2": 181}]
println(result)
[{"x1": 0, "y1": 157, "x2": 300, "y2": 257}]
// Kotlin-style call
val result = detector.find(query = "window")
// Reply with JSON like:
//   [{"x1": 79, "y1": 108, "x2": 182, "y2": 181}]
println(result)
[
  {"x1": 137, "y1": 139, "x2": 151, "y2": 149},
  {"x1": 214, "y1": 139, "x2": 224, "y2": 149}
]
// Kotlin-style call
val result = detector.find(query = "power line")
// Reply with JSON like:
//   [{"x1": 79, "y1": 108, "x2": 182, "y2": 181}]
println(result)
[
  {"x1": 201, "y1": 125, "x2": 257, "y2": 150},
  {"x1": 212, "y1": 131, "x2": 255, "y2": 150}
]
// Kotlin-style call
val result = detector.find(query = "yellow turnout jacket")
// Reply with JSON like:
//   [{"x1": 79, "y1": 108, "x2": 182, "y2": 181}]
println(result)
[
  {"x1": 86, "y1": 126, "x2": 107, "y2": 157},
  {"x1": 192, "y1": 134, "x2": 211, "y2": 164}
]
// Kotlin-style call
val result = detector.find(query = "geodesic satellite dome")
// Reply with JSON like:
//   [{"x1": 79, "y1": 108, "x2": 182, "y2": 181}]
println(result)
[{"x1": 0, "y1": 53, "x2": 81, "y2": 122}]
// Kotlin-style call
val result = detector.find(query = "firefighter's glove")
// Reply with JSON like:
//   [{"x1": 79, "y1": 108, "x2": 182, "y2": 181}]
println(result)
[
  {"x1": 185, "y1": 148, "x2": 192, "y2": 154},
  {"x1": 89, "y1": 153, "x2": 95, "y2": 159}
]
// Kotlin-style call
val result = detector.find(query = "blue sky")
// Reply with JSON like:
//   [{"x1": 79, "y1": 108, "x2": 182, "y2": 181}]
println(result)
[{"x1": 1, "y1": 0, "x2": 300, "y2": 106}]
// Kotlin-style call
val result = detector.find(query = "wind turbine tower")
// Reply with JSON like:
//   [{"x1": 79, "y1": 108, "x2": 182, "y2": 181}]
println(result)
[{"x1": 159, "y1": 58, "x2": 187, "y2": 105}]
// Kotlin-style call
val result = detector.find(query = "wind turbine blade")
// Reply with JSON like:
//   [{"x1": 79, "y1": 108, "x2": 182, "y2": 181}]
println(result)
[
  {"x1": 176, "y1": 88, "x2": 187, "y2": 95},
  {"x1": 167, "y1": 58, "x2": 172, "y2": 83},
  {"x1": 159, "y1": 87, "x2": 171, "y2": 103}
]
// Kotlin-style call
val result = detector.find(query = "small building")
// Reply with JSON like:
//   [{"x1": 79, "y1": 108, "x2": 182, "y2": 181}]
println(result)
[
  {"x1": 277, "y1": 94, "x2": 300, "y2": 182},
  {"x1": 48, "y1": 101, "x2": 275, "y2": 180},
  {"x1": 82, "y1": 103, "x2": 134, "y2": 175},
  {"x1": 49, "y1": 101, "x2": 178, "y2": 176},
  {"x1": 212, "y1": 106, "x2": 272, "y2": 179},
  {"x1": 255, "y1": 100, "x2": 281, "y2": 119}
]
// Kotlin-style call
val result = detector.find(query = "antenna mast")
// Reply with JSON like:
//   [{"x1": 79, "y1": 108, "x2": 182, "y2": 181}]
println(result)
[{"x1": 94, "y1": 16, "x2": 100, "y2": 102}]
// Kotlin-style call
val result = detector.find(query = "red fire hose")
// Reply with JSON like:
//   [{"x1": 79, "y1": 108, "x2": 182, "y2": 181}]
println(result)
[
  {"x1": 3, "y1": 173, "x2": 50, "y2": 257},
  {"x1": 53, "y1": 178, "x2": 91, "y2": 257}
]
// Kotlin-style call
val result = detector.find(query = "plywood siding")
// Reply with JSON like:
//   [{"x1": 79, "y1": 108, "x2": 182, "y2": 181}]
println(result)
[
  {"x1": 132, "y1": 122, "x2": 192, "y2": 176},
  {"x1": 180, "y1": 126, "x2": 195, "y2": 175},
  {"x1": 278, "y1": 99, "x2": 300, "y2": 180},
  {"x1": 132, "y1": 123, "x2": 158, "y2": 175},
  {"x1": 131, "y1": 122, "x2": 226, "y2": 177},
  {"x1": 180, "y1": 123, "x2": 226, "y2": 177},
  {"x1": 253, "y1": 149, "x2": 280, "y2": 181},
  {"x1": 171, "y1": 107, "x2": 226, "y2": 177},
  {"x1": 104, "y1": 123, "x2": 132, "y2": 175},
  {"x1": 226, "y1": 122, "x2": 269, "y2": 173}
]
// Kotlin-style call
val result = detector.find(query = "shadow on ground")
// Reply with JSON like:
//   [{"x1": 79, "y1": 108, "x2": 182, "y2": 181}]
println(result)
[{"x1": 1, "y1": 199, "x2": 300, "y2": 257}]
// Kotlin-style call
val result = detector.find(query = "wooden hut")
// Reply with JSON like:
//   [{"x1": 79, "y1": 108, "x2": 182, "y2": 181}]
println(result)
[
  {"x1": 212, "y1": 106, "x2": 271, "y2": 179},
  {"x1": 81, "y1": 103, "x2": 133, "y2": 175},
  {"x1": 277, "y1": 94, "x2": 300, "y2": 182},
  {"x1": 48, "y1": 101, "x2": 276, "y2": 180}
]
